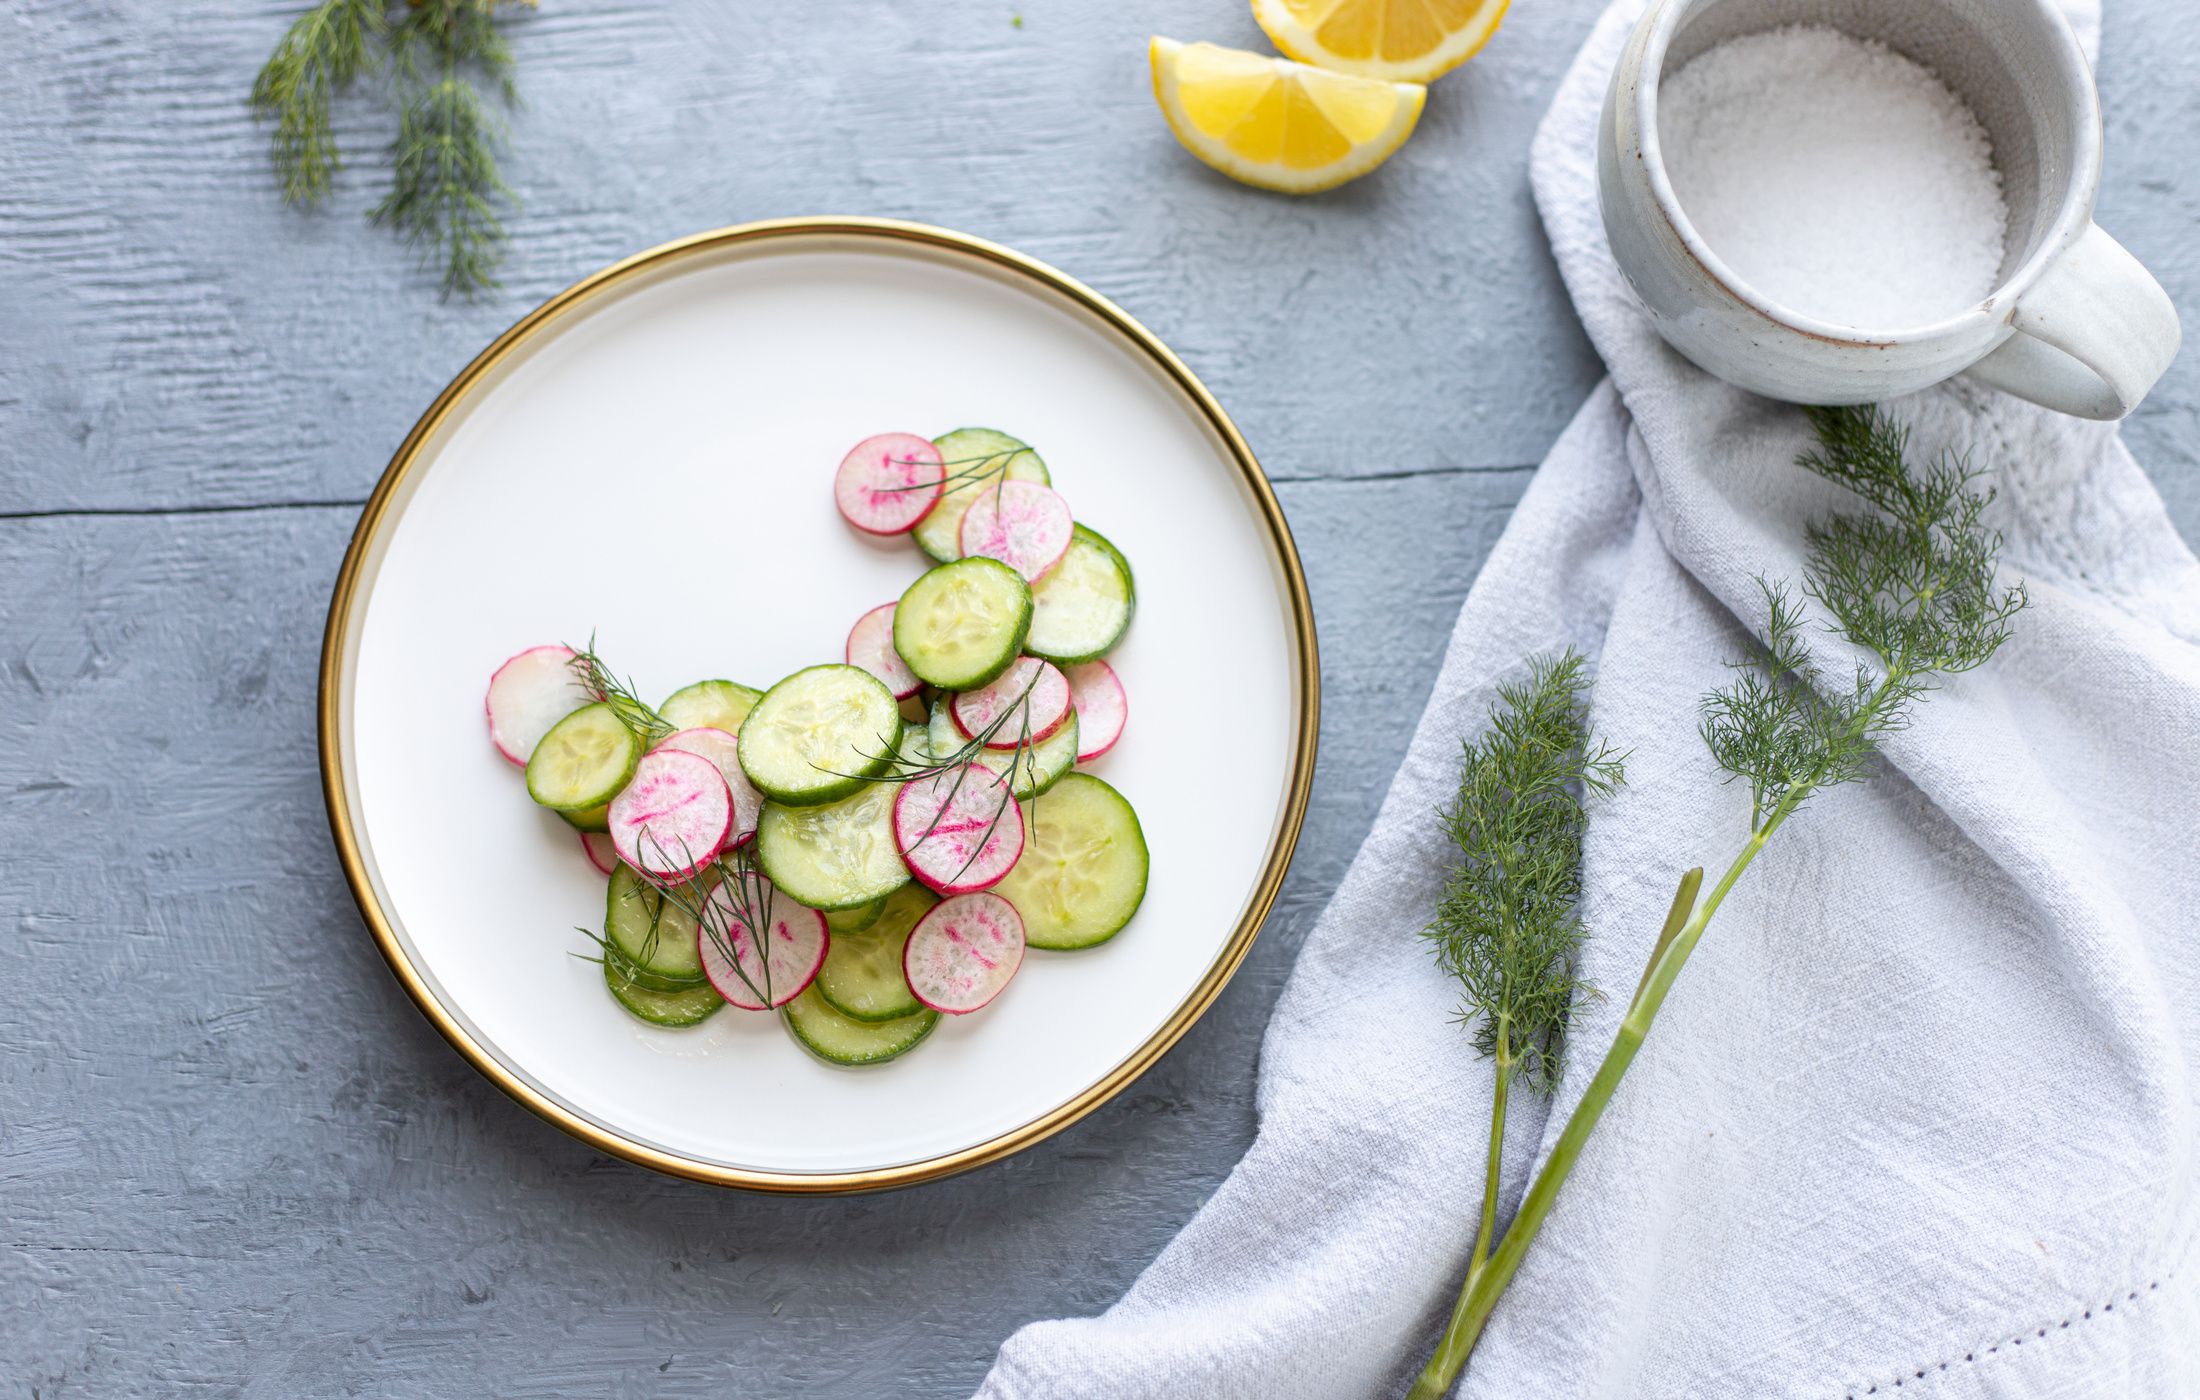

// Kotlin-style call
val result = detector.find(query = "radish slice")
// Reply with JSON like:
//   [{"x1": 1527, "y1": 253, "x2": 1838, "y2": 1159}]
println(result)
[
  {"x1": 952, "y1": 656, "x2": 1072, "y2": 750},
  {"x1": 835, "y1": 433, "x2": 945, "y2": 535},
  {"x1": 485, "y1": 644, "x2": 592, "y2": 766},
  {"x1": 903, "y1": 892, "x2": 1026, "y2": 1014},
  {"x1": 579, "y1": 831, "x2": 619, "y2": 876},
  {"x1": 958, "y1": 480, "x2": 1073, "y2": 582},
  {"x1": 845, "y1": 602, "x2": 920, "y2": 700},
  {"x1": 1065, "y1": 660, "x2": 1127, "y2": 762},
  {"x1": 697, "y1": 873, "x2": 828, "y2": 1010},
  {"x1": 893, "y1": 764, "x2": 1026, "y2": 894},
  {"x1": 655, "y1": 726, "x2": 763, "y2": 849},
  {"x1": 608, "y1": 748, "x2": 733, "y2": 881}
]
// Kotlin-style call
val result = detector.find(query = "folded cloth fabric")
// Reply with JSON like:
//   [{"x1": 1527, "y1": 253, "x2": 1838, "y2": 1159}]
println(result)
[{"x1": 976, "y1": 0, "x2": 2200, "y2": 1395}]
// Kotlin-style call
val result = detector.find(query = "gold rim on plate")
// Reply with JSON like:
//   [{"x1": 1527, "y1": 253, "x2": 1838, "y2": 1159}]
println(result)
[{"x1": 317, "y1": 217, "x2": 1320, "y2": 1193}]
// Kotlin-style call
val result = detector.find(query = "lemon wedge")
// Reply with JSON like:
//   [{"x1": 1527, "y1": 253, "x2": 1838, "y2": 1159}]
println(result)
[
  {"x1": 1250, "y1": 0, "x2": 1508, "y2": 83},
  {"x1": 1149, "y1": 37, "x2": 1426, "y2": 194}
]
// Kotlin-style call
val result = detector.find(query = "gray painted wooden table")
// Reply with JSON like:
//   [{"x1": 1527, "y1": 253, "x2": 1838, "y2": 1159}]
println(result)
[{"x1": 4, "y1": 2, "x2": 2194, "y2": 1394}]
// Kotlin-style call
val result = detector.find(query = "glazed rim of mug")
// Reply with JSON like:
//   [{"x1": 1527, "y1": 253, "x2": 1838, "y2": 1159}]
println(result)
[{"x1": 1630, "y1": 0, "x2": 2103, "y2": 344}]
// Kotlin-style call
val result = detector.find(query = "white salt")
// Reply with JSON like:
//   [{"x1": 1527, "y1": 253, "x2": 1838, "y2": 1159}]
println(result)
[{"x1": 1656, "y1": 25, "x2": 2008, "y2": 330}]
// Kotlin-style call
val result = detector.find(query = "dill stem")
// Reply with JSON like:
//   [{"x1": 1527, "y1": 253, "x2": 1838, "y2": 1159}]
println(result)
[
  {"x1": 1405, "y1": 838, "x2": 1770, "y2": 1400},
  {"x1": 1469, "y1": 1028, "x2": 1511, "y2": 1275}
]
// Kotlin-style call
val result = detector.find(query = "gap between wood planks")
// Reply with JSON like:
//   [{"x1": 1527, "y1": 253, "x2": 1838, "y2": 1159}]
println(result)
[
  {"x1": 0, "y1": 499, "x2": 368, "y2": 522},
  {"x1": 0, "y1": 466, "x2": 1535, "y2": 521}
]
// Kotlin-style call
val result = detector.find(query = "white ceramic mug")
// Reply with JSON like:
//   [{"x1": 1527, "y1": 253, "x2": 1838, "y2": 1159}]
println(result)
[{"x1": 1597, "y1": 0, "x2": 2180, "y2": 419}]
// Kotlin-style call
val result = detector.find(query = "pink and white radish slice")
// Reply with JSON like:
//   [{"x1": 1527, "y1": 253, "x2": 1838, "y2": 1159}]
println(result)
[
  {"x1": 834, "y1": 433, "x2": 945, "y2": 536},
  {"x1": 1065, "y1": 660, "x2": 1127, "y2": 762},
  {"x1": 845, "y1": 602, "x2": 921, "y2": 700},
  {"x1": 579, "y1": 831, "x2": 619, "y2": 876},
  {"x1": 608, "y1": 748, "x2": 733, "y2": 882},
  {"x1": 958, "y1": 480, "x2": 1073, "y2": 582},
  {"x1": 697, "y1": 873, "x2": 828, "y2": 1010},
  {"x1": 653, "y1": 726, "x2": 764, "y2": 849},
  {"x1": 951, "y1": 656, "x2": 1072, "y2": 750},
  {"x1": 893, "y1": 763, "x2": 1025, "y2": 894},
  {"x1": 903, "y1": 892, "x2": 1026, "y2": 1014},
  {"x1": 485, "y1": 644, "x2": 593, "y2": 766}
]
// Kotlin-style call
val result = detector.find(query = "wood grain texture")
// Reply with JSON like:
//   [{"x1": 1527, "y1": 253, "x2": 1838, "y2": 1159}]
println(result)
[{"x1": 0, "y1": 0, "x2": 2193, "y2": 1394}]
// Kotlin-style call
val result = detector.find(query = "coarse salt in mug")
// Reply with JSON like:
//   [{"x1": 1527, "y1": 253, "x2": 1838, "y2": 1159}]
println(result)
[{"x1": 1597, "y1": 0, "x2": 2180, "y2": 419}]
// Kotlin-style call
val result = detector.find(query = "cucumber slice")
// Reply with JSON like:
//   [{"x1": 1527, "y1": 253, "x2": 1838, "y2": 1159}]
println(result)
[
  {"x1": 927, "y1": 696, "x2": 963, "y2": 765},
  {"x1": 994, "y1": 772, "x2": 1148, "y2": 949},
  {"x1": 527, "y1": 703, "x2": 641, "y2": 815},
  {"x1": 817, "y1": 883, "x2": 936, "y2": 1021},
  {"x1": 783, "y1": 984, "x2": 939, "y2": 1066},
  {"x1": 1025, "y1": 525, "x2": 1136, "y2": 664},
  {"x1": 557, "y1": 800, "x2": 612, "y2": 833},
  {"x1": 1006, "y1": 709, "x2": 1080, "y2": 800},
  {"x1": 755, "y1": 777, "x2": 910, "y2": 910},
  {"x1": 604, "y1": 863, "x2": 712, "y2": 988},
  {"x1": 824, "y1": 896, "x2": 888, "y2": 936},
  {"x1": 604, "y1": 958, "x2": 724, "y2": 1027},
  {"x1": 898, "y1": 720, "x2": 932, "y2": 765},
  {"x1": 914, "y1": 428, "x2": 1050, "y2": 563},
  {"x1": 660, "y1": 679, "x2": 763, "y2": 735},
  {"x1": 737, "y1": 664, "x2": 899, "y2": 806},
  {"x1": 895, "y1": 558, "x2": 1031, "y2": 691}
]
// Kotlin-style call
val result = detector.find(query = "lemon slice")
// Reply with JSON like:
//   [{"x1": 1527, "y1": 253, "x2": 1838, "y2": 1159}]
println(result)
[
  {"x1": 1150, "y1": 37, "x2": 1426, "y2": 194},
  {"x1": 1251, "y1": 0, "x2": 1509, "y2": 83}
]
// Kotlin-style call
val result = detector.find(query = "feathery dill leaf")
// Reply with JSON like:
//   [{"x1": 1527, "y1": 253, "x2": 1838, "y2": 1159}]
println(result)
[
  {"x1": 566, "y1": 640, "x2": 673, "y2": 747},
  {"x1": 250, "y1": 0, "x2": 387, "y2": 206},
  {"x1": 1701, "y1": 405, "x2": 2026, "y2": 834},
  {"x1": 1424, "y1": 651, "x2": 1622, "y2": 1092},
  {"x1": 251, "y1": 0, "x2": 532, "y2": 299}
]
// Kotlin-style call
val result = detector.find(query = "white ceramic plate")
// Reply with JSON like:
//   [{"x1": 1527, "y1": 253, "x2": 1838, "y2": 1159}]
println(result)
[{"x1": 321, "y1": 220, "x2": 1317, "y2": 1191}]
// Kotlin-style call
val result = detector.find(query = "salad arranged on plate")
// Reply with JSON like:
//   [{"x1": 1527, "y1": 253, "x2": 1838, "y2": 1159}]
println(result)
[{"x1": 481, "y1": 428, "x2": 1147, "y2": 1067}]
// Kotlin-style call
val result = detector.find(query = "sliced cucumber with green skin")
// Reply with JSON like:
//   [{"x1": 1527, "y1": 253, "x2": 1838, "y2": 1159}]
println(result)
[
  {"x1": 817, "y1": 883, "x2": 936, "y2": 1021},
  {"x1": 660, "y1": 679, "x2": 764, "y2": 736},
  {"x1": 927, "y1": 695, "x2": 962, "y2": 765},
  {"x1": 737, "y1": 665, "x2": 899, "y2": 806},
  {"x1": 557, "y1": 800, "x2": 612, "y2": 833},
  {"x1": 605, "y1": 863, "x2": 711, "y2": 988},
  {"x1": 783, "y1": 984, "x2": 938, "y2": 1066},
  {"x1": 824, "y1": 896, "x2": 888, "y2": 936},
  {"x1": 1026, "y1": 526, "x2": 1136, "y2": 664},
  {"x1": 914, "y1": 428, "x2": 1050, "y2": 563},
  {"x1": 994, "y1": 772, "x2": 1148, "y2": 949},
  {"x1": 895, "y1": 558, "x2": 1031, "y2": 691},
  {"x1": 898, "y1": 720, "x2": 932, "y2": 765},
  {"x1": 755, "y1": 778, "x2": 910, "y2": 910},
  {"x1": 1006, "y1": 709, "x2": 1080, "y2": 801},
  {"x1": 604, "y1": 958, "x2": 724, "y2": 1027},
  {"x1": 527, "y1": 703, "x2": 641, "y2": 816}
]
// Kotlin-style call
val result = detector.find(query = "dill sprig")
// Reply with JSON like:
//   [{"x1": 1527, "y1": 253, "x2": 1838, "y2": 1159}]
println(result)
[
  {"x1": 1406, "y1": 405, "x2": 2027, "y2": 1398},
  {"x1": 249, "y1": 0, "x2": 531, "y2": 299},
  {"x1": 1423, "y1": 651, "x2": 1622, "y2": 1280},
  {"x1": 250, "y1": 0, "x2": 387, "y2": 207},
  {"x1": 1425, "y1": 652, "x2": 1622, "y2": 1093},
  {"x1": 566, "y1": 640, "x2": 674, "y2": 748}
]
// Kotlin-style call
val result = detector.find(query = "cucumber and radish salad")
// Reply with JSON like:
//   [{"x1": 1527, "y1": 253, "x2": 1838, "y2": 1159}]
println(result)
[{"x1": 481, "y1": 427, "x2": 1147, "y2": 1067}]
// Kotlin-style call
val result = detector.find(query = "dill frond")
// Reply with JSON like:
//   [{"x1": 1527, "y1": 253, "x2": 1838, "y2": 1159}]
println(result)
[
  {"x1": 373, "y1": 63, "x2": 511, "y2": 299},
  {"x1": 1701, "y1": 405, "x2": 2026, "y2": 834},
  {"x1": 1423, "y1": 651, "x2": 1623, "y2": 1093},
  {"x1": 249, "y1": 0, "x2": 386, "y2": 207},
  {"x1": 565, "y1": 641, "x2": 673, "y2": 747}
]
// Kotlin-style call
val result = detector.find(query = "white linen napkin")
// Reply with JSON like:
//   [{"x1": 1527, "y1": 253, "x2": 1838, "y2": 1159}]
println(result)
[{"x1": 976, "y1": 1, "x2": 2200, "y2": 1395}]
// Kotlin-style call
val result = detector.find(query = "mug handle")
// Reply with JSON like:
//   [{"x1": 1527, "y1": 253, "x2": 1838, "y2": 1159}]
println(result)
[{"x1": 1966, "y1": 224, "x2": 2181, "y2": 420}]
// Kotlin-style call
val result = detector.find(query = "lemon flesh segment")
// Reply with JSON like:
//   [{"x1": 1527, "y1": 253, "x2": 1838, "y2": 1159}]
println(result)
[
  {"x1": 1150, "y1": 37, "x2": 1426, "y2": 195},
  {"x1": 1252, "y1": 0, "x2": 1511, "y2": 84}
]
